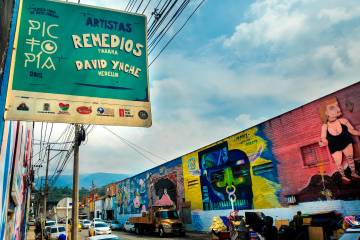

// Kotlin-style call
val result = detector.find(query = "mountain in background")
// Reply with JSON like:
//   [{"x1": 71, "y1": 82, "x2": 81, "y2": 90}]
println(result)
[{"x1": 36, "y1": 172, "x2": 129, "y2": 189}]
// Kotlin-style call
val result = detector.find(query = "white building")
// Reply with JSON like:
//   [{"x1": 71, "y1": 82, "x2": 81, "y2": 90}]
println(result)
[
  {"x1": 94, "y1": 198, "x2": 104, "y2": 219},
  {"x1": 55, "y1": 197, "x2": 72, "y2": 223}
]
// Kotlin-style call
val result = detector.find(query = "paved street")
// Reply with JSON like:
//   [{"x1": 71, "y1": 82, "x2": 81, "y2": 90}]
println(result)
[
  {"x1": 79, "y1": 229, "x2": 209, "y2": 240},
  {"x1": 27, "y1": 227, "x2": 209, "y2": 240}
]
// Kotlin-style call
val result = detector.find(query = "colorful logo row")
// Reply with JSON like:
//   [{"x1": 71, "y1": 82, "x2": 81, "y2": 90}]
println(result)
[{"x1": 16, "y1": 102, "x2": 148, "y2": 119}]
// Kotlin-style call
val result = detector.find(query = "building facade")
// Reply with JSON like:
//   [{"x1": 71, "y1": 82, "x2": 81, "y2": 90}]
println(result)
[{"x1": 103, "y1": 83, "x2": 360, "y2": 232}]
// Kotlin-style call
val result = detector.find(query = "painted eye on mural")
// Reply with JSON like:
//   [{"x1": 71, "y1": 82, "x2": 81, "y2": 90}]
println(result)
[
  {"x1": 210, "y1": 170, "x2": 224, "y2": 183},
  {"x1": 232, "y1": 166, "x2": 249, "y2": 178}
]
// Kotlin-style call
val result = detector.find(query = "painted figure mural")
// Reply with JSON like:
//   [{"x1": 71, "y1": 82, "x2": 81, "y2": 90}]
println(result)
[
  {"x1": 114, "y1": 83, "x2": 360, "y2": 220},
  {"x1": 116, "y1": 158, "x2": 184, "y2": 215},
  {"x1": 183, "y1": 126, "x2": 281, "y2": 211},
  {"x1": 199, "y1": 142, "x2": 253, "y2": 210},
  {"x1": 319, "y1": 97, "x2": 360, "y2": 183}
]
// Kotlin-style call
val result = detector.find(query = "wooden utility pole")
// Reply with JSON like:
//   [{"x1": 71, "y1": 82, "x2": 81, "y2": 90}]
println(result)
[{"x1": 71, "y1": 124, "x2": 80, "y2": 240}]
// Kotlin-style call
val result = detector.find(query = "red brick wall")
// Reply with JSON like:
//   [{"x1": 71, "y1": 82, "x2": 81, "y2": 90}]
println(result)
[{"x1": 263, "y1": 82, "x2": 360, "y2": 200}]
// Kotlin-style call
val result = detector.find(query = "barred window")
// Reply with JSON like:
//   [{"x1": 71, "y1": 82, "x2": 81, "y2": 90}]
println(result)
[{"x1": 301, "y1": 143, "x2": 329, "y2": 167}]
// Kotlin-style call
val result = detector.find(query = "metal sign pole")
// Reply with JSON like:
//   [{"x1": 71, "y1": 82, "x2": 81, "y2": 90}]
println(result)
[{"x1": 71, "y1": 124, "x2": 80, "y2": 240}]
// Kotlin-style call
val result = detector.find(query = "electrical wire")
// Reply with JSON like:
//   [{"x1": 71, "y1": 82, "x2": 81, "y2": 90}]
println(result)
[
  {"x1": 103, "y1": 126, "x2": 166, "y2": 165},
  {"x1": 149, "y1": 0, "x2": 206, "y2": 66}
]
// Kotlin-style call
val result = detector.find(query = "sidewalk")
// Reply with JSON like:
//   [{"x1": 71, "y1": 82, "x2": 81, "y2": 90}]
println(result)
[{"x1": 26, "y1": 226, "x2": 36, "y2": 240}]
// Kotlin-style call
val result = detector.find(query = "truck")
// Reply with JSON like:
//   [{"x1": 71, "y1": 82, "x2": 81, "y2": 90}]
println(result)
[{"x1": 129, "y1": 205, "x2": 185, "y2": 237}]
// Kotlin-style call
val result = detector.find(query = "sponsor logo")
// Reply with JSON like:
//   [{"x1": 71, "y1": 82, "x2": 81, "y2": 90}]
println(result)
[
  {"x1": 43, "y1": 103, "x2": 50, "y2": 111},
  {"x1": 97, "y1": 107, "x2": 114, "y2": 117},
  {"x1": 58, "y1": 102, "x2": 70, "y2": 114},
  {"x1": 119, "y1": 108, "x2": 125, "y2": 117},
  {"x1": 17, "y1": 102, "x2": 29, "y2": 111},
  {"x1": 59, "y1": 103, "x2": 70, "y2": 111},
  {"x1": 38, "y1": 103, "x2": 55, "y2": 114},
  {"x1": 138, "y1": 110, "x2": 148, "y2": 120},
  {"x1": 119, "y1": 108, "x2": 134, "y2": 118},
  {"x1": 77, "y1": 106, "x2": 92, "y2": 114}
]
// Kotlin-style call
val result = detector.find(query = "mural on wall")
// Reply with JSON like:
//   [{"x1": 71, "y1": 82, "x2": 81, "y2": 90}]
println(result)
[
  {"x1": 182, "y1": 126, "x2": 281, "y2": 211},
  {"x1": 183, "y1": 84, "x2": 360, "y2": 210},
  {"x1": 116, "y1": 179, "x2": 131, "y2": 215},
  {"x1": 114, "y1": 83, "x2": 360, "y2": 215},
  {"x1": 116, "y1": 158, "x2": 184, "y2": 215},
  {"x1": 319, "y1": 97, "x2": 360, "y2": 183},
  {"x1": 292, "y1": 93, "x2": 360, "y2": 202}
]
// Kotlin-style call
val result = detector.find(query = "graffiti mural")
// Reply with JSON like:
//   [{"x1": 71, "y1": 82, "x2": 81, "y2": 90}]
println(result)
[
  {"x1": 113, "y1": 83, "x2": 360, "y2": 217},
  {"x1": 183, "y1": 126, "x2": 281, "y2": 211},
  {"x1": 183, "y1": 83, "x2": 360, "y2": 210},
  {"x1": 199, "y1": 142, "x2": 253, "y2": 210},
  {"x1": 115, "y1": 158, "x2": 184, "y2": 215}
]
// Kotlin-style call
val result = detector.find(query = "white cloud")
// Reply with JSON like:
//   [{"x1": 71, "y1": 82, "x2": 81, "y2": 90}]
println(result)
[
  {"x1": 318, "y1": 7, "x2": 360, "y2": 24},
  {"x1": 224, "y1": 0, "x2": 307, "y2": 49}
]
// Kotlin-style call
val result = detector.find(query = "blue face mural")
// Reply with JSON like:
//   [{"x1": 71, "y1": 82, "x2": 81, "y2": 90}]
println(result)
[{"x1": 199, "y1": 142, "x2": 253, "y2": 210}]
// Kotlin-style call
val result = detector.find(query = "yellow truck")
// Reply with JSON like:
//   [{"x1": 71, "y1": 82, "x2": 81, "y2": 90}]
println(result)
[{"x1": 129, "y1": 205, "x2": 185, "y2": 237}]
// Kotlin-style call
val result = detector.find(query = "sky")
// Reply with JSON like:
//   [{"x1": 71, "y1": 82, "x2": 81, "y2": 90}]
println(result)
[{"x1": 35, "y1": 0, "x2": 360, "y2": 178}]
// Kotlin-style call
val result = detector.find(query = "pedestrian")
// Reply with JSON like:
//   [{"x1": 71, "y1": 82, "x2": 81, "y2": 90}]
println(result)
[{"x1": 293, "y1": 211, "x2": 303, "y2": 231}]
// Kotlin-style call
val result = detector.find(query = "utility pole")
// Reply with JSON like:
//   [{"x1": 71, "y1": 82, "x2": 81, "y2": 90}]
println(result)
[
  {"x1": 43, "y1": 145, "x2": 50, "y2": 218},
  {"x1": 71, "y1": 124, "x2": 80, "y2": 240}
]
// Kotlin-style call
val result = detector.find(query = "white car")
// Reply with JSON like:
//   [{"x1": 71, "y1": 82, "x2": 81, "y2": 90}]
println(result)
[
  {"x1": 45, "y1": 220, "x2": 56, "y2": 227},
  {"x1": 88, "y1": 234, "x2": 119, "y2": 240},
  {"x1": 123, "y1": 221, "x2": 135, "y2": 232},
  {"x1": 47, "y1": 226, "x2": 66, "y2": 240},
  {"x1": 89, "y1": 222, "x2": 112, "y2": 236},
  {"x1": 339, "y1": 228, "x2": 360, "y2": 240},
  {"x1": 92, "y1": 218, "x2": 102, "y2": 222},
  {"x1": 81, "y1": 219, "x2": 91, "y2": 229}
]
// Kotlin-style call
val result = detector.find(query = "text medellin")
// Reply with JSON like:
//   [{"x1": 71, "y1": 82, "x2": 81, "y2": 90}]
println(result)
[{"x1": 86, "y1": 17, "x2": 132, "y2": 32}]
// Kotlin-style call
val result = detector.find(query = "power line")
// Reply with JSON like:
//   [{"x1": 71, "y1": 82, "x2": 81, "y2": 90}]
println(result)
[
  {"x1": 149, "y1": 0, "x2": 205, "y2": 66},
  {"x1": 103, "y1": 126, "x2": 165, "y2": 165},
  {"x1": 142, "y1": 0, "x2": 153, "y2": 14},
  {"x1": 149, "y1": 0, "x2": 189, "y2": 53}
]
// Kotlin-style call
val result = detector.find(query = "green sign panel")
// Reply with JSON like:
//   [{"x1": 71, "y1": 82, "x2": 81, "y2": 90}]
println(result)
[{"x1": 5, "y1": 0, "x2": 151, "y2": 127}]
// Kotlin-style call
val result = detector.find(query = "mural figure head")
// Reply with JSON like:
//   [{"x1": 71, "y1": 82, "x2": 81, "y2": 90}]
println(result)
[
  {"x1": 199, "y1": 142, "x2": 253, "y2": 210},
  {"x1": 320, "y1": 97, "x2": 342, "y2": 123},
  {"x1": 154, "y1": 178, "x2": 176, "y2": 206},
  {"x1": 319, "y1": 97, "x2": 360, "y2": 183}
]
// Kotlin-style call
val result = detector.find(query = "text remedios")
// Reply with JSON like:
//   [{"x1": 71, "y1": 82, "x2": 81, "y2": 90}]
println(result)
[{"x1": 72, "y1": 33, "x2": 144, "y2": 57}]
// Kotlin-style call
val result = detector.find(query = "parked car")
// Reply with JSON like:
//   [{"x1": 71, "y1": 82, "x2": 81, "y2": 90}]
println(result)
[
  {"x1": 88, "y1": 234, "x2": 119, "y2": 240},
  {"x1": 28, "y1": 218, "x2": 35, "y2": 226},
  {"x1": 92, "y1": 218, "x2": 103, "y2": 222},
  {"x1": 81, "y1": 219, "x2": 91, "y2": 229},
  {"x1": 110, "y1": 220, "x2": 122, "y2": 230},
  {"x1": 44, "y1": 226, "x2": 52, "y2": 240},
  {"x1": 47, "y1": 226, "x2": 66, "y2": 240},
  {"x1": 339, "y1": 228, "x2": 360, "y2": 240},
  {"x1": 89, "y1": 222, "x2": 112, "y2": 236},
  {"x1": 123, "y1": 221, "x2": 135, "y2": 232},
  {"x1": 45, "y1": 220, "x2": 56, "y2": 227}
]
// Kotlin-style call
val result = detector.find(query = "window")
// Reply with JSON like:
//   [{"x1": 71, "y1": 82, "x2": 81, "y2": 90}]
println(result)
[
  {"x1": 301, "y1": 143, "x2": 329, "y2": 167},
  {"x1": 160, "y1": 210, "x2": 179, "y2": 219}
]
